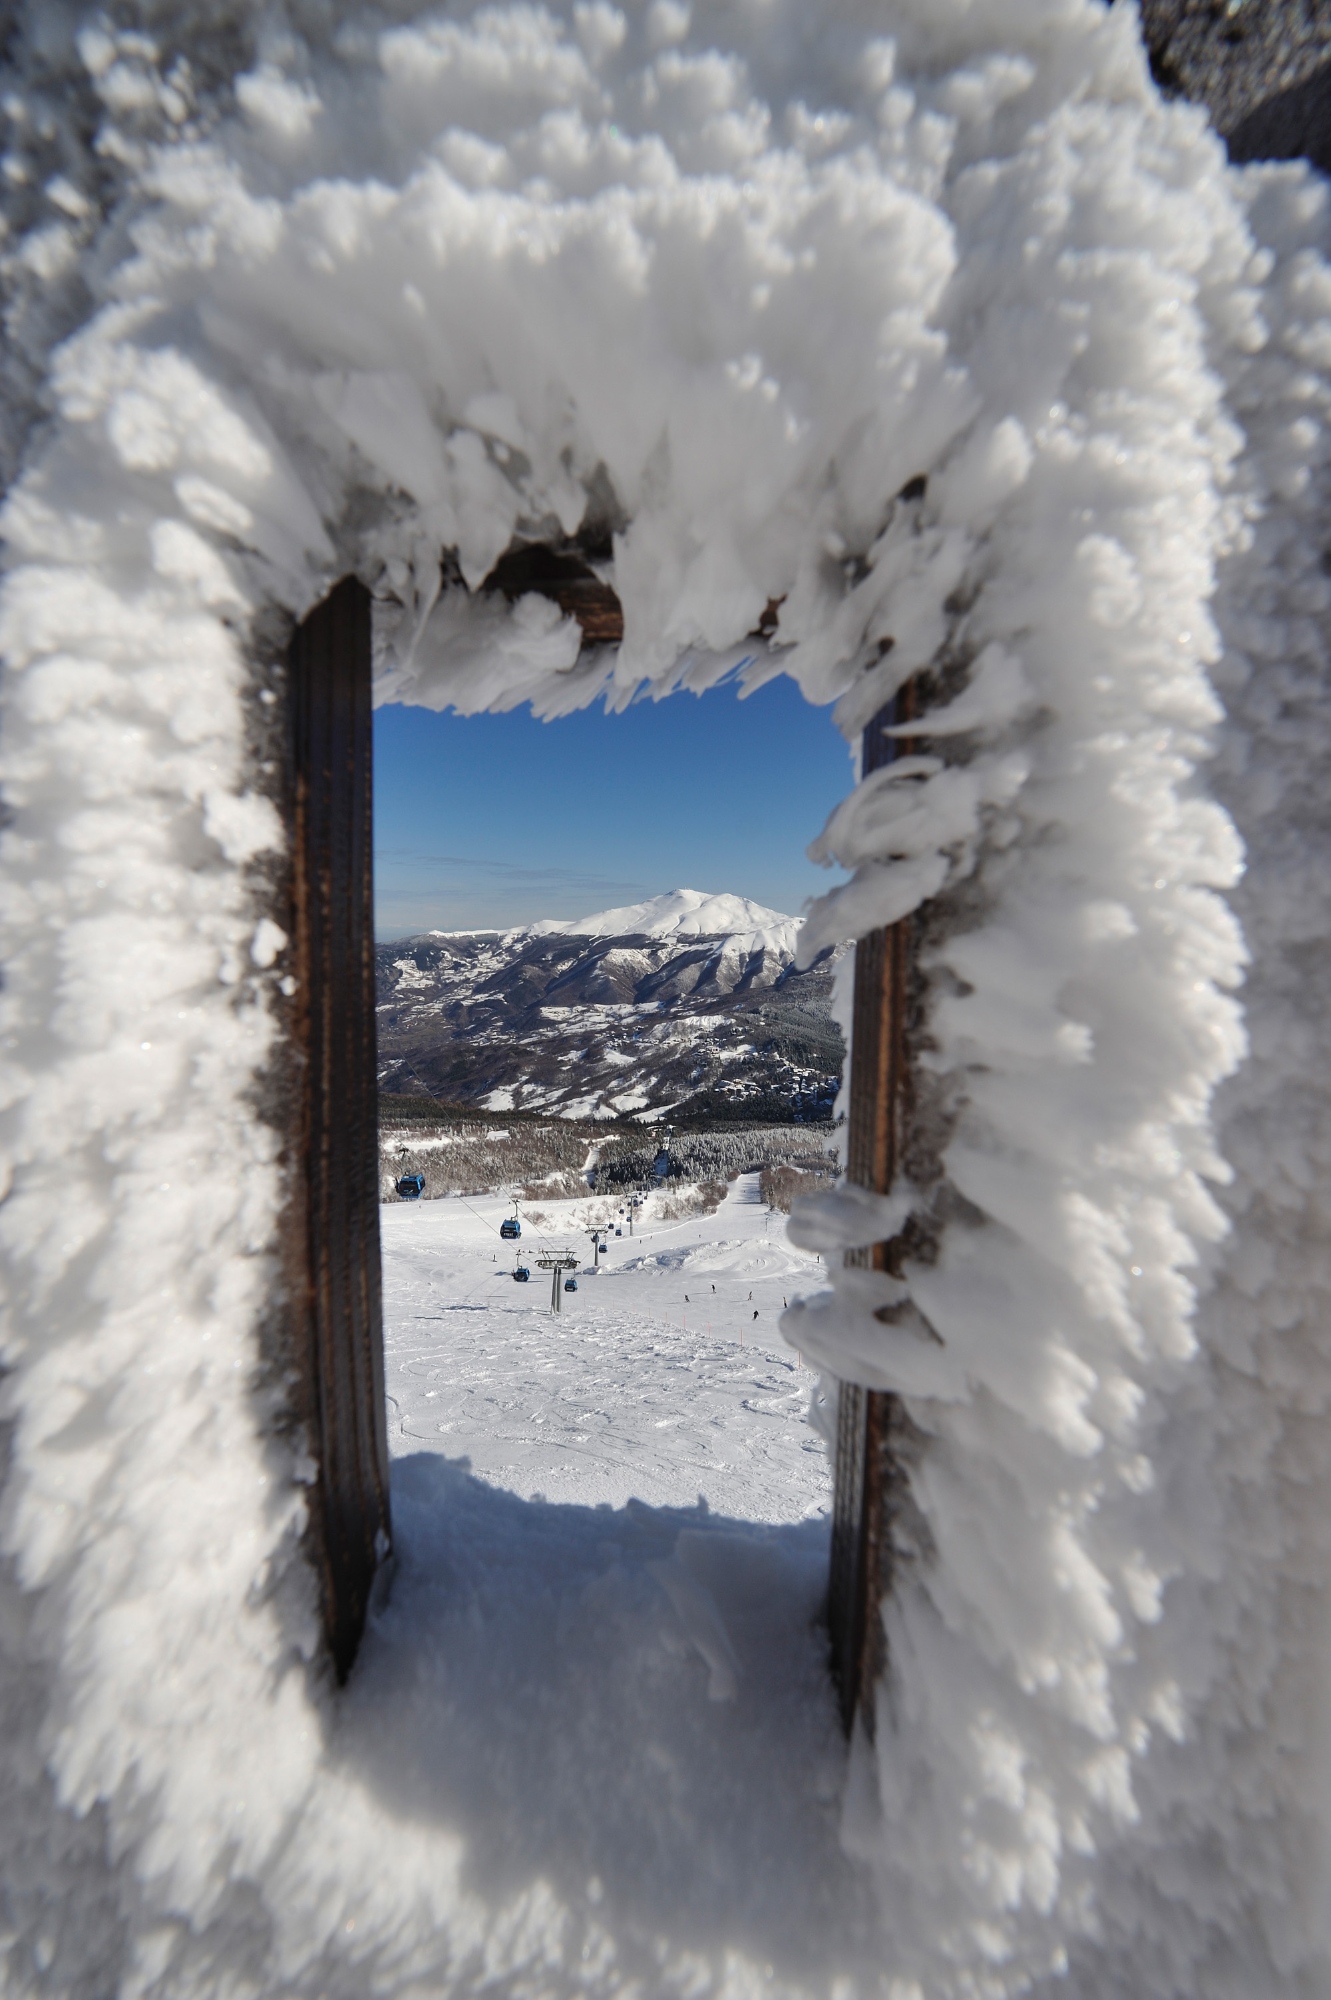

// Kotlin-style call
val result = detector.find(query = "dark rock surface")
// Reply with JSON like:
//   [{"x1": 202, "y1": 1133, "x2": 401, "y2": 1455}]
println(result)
[{"x1": 1135, "y1": 0, "x2": 1331, "y2": 167}]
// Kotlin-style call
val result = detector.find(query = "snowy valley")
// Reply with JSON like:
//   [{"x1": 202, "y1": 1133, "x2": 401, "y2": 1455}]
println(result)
[{"x1": 377, "y1": 889, "x2": 844, "y2": 1123}]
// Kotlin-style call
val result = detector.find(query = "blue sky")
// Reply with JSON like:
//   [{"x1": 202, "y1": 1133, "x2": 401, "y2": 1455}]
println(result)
[{"x1": 373, "y1": 673, "x2": 855, "y2": 938}]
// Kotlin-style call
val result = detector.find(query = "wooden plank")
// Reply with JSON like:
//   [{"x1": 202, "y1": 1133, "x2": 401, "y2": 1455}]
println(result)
[
  {"x1": 286, "y1": 575, "x2": 392, "y2": 1682},
  {"x1": 827, "y1": 684, "x2": 917, "y2": 1735},
  {"x1": 483, "y1": 543, "x2": 624, "y2": 644}
]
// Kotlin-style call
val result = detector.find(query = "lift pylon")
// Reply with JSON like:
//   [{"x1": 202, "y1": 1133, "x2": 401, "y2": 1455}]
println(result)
[{"x1": 535, "y1": 1251, "x2": 580, "y2": 1313}]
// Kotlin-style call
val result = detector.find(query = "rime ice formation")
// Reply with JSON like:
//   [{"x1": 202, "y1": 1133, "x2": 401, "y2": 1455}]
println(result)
[{"x1": 2, "y1": 2, "x2": 1331, "y2": 1996}]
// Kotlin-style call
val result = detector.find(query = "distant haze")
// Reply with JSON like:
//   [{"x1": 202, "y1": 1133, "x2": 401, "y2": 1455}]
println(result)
[{"x1": 373, "y1": 675, "x2": 852, "y2": 939}]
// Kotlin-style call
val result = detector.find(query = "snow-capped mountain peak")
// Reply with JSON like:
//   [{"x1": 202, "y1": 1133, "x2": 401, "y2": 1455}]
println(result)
[{"x1": 527, "y1": 888, "x2": 798, "y2": 952}]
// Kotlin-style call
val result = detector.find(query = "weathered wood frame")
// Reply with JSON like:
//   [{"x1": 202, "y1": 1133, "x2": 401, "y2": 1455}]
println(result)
[
  {"x1": 284, "y1": 575, "x2": 392, "y2": 1681},
  {"x1": 275, "y1": 563, "x2": 920, "y2": 1706},
  {"x1": 827, "y1": 689, "x2": 918, "y2": 1735}
]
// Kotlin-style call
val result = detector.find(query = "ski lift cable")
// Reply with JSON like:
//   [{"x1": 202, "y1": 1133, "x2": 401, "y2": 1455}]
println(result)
[
  {"x1": 450, "y1": 1189, "x2": 564, "y2": 1264},
  {"x1": 402, "y1": 1166, "x2": 581, "y2": 1300},
  {"x1": 463, "y1": 1171, "x2": 582, "y2": 1264},
  {"x1": 389, "y1": 1056, "x2": 521, "y2": 1232},
  {"x1": 412, "y1": 1163, "x2": 572, "y2": 1272},
  {"x1": 440, "y1": 1239, "x2": 561, "y2": 1313},
  {"x1": 386, "y1": 1055, "x2": 584, "y2": 1262},
  {"x1": 430, "y1": 1265, "x2": 510, "y2": 1314}
]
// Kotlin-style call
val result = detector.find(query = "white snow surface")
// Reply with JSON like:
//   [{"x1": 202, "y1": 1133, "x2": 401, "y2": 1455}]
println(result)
[
  {"x1": 2, "y1": 1, "x2": 1331, "y2": 1996},
  {"x1": 372, "y1": 1183, "x2": 863, "y2": 1985},
  {"x1": 383, "y1": 1175, "x2": 827, "y2": 1515}
]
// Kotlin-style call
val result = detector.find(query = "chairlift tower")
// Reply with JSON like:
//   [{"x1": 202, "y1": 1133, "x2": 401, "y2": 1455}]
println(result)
[{"x1": 536, "y1": 1251, "x2": 580, "y2": 1313}]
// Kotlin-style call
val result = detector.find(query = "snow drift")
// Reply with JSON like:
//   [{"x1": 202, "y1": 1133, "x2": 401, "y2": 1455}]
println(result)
[{"x1": 2, "y1": 1, "x2": 1331, "y2": 1996}]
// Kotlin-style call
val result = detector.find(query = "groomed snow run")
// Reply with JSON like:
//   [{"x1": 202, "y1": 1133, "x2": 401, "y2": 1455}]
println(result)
[
  {"x1": 3, "y1": 2, "x2": 1331, "y2": 1997},
  {"x1": 382, "y1": 1173, "x2": 829, "y2": 1514}
]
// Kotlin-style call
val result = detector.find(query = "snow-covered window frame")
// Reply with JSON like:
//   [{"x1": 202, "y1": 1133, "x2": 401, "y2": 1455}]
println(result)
[
  {"x1": 5, "y1": 4, "x2": 1331, "y2": 1991},
  {"x1": 280, "y1": 530, "x2": 930, "y2": 1702},
  {"x1": 279, "y1": 543, "x2": 925, "y2": 1690}
]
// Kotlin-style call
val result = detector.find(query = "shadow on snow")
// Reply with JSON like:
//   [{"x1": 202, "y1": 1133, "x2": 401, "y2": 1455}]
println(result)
[{"x1": 335, "y1": 1453, "x2": 876, "y2": 1988}]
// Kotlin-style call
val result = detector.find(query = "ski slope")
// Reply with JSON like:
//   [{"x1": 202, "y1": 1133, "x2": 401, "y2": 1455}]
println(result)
[
  {"x1": 360, "y1": 1179, "x2": 867, "y2": 2000},
  {"x1": 381, "y1": 1174, "x2": 832, "y2": 1520},
  {"x1": 365, "y1": 1175, "x2": 868, "y2": 1989}
]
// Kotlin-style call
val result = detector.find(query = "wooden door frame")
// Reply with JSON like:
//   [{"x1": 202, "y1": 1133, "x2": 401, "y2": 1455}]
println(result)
[
  {"x1": 264, "y1": 5, "x2": 1327, "y2": 1707},
  {"x1": 272, "y1": 568, "x2": 922, "y2": 1715},
  {"x1": 826, "y1": 688, "x2": 920, "y2": 1734},
  {"x1": 283, "y1": 576, "x2": 393, "y2": 1681}
]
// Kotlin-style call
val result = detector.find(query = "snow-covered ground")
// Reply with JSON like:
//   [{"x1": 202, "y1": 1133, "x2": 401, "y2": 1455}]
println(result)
[
  {"x1": 359, "y1": 1176, "x2": 875, "y2": 1988},
  {"x1": 381, "y1": 1173, "x2": 831, "y2": 1519}
]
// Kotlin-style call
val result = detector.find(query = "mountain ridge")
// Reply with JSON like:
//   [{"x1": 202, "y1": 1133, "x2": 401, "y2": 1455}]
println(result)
[
  {"x1": 377, "y1": 887, "x2": 843, "y2": 1124},
  {"x1": 413, "y1": 889, "x2": 799, "y2": 951}
]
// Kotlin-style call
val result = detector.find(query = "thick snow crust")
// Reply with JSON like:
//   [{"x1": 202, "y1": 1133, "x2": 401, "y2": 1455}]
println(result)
[{"x1": 3, "y1": 0, "x2": 1331, "y2": 1995}]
